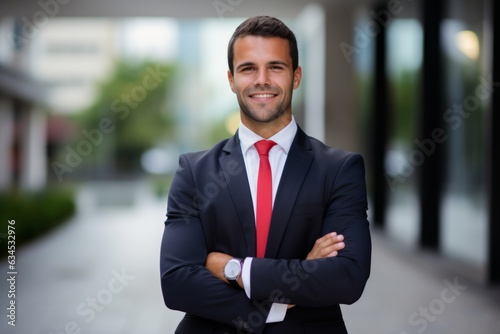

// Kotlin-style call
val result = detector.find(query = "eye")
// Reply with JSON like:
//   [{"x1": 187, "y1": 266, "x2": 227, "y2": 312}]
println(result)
[
  {"x1": 269, "y1": 65, "x2": 284, "y2": 71},
  {"x1": 241, "y1": 66, "x2": 256, "y2": 72}
]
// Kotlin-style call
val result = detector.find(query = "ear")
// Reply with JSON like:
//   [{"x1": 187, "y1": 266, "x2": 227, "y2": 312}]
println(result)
[
  {"x1": 292, "y1": 66, "x2": 302, "y2": 90},
  {"x1": 227, "y1": 70, "x2": 237, "y2": 93}
]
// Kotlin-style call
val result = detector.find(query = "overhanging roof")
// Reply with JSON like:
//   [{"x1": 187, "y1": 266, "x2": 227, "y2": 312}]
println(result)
[
  {"x1": 0, "y1": 64, "x2": 44, "y2": 103},
  {"x1": 0, "y1": 0, "x2": 373, "y2": 18}
]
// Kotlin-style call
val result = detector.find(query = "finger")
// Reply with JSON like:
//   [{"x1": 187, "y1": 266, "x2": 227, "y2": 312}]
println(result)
[
  {"x1": 319, "y1": 241, "x2": 345, "y2": 257},
  {"x1": 313, "y1": 244, "x2": 338, "y2": 258},
  {"x1": 314, "y1": 233, "x2": 335, "y2": 246},
  {"x1": 307, "y1": 232, "x2": 345, "y2": 259},
  {"x1": 327, "y1": 251, "x2": 338, "y2": 257},
  {"x1": 334, "y1": 241, "x2": 345, "y2": 250},
  {"x1": 314, "y1": 232, "x2": 338, "y2": 248},
  {"x1": 325, "y1": 232, "x2": 343, "y2": 244}
]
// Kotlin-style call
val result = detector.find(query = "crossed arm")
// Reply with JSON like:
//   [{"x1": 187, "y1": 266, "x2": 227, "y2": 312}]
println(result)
[
  {"x1": 161, "y1": 152, "x2": 371, "y2": 331},
  {"x1": 205, "y1": 232, "x2": 346, "y2": 289}
]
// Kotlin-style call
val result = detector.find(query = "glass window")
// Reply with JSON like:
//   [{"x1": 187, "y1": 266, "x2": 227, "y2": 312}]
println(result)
[
  {"x1": 385, "y1": 18, "x2": 423, "y2": 246},
  {"x1": 440, "y1": 0, "x2": 487, "y2": 266}
]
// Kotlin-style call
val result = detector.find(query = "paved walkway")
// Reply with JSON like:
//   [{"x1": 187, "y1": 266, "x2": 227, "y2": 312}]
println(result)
[{"x1": 1, "y1": 181, "x2": 499, "y2": 334}]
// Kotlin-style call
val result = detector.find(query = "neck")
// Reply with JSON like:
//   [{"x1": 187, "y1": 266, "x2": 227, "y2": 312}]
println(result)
[{"x1": 241, "y1": 113, "x2": 292, "y2": 139}]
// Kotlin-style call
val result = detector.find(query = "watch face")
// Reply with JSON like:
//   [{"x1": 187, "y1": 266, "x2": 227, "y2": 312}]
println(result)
[{"x1": 224, "y1": 260, "x2": 241, "y2": 279}]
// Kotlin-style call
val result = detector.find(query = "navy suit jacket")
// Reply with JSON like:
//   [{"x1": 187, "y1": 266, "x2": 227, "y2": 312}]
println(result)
[{"x1": 160, "y1": 126, "x2": 371, "y2": 334}]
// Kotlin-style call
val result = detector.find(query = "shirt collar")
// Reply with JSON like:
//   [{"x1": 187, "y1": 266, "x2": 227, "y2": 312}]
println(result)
[{"x1": 238, "y1": 116, "x2": 298, "y2": 155}]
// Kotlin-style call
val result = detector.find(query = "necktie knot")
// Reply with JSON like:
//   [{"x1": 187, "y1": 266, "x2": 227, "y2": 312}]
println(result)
[{"x1": 255, "y1": 140, "x2": 277, "y2": 156}]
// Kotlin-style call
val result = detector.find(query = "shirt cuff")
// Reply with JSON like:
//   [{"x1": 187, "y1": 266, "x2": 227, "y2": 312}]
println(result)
[
  {"x1": 241, "y1": 257, "x2": 288, "y2": 323},
  {"x1": 241, "y1": 257, "x2": 252, "y2": 299},
  {"x1": 266, "y1": 303, "x2": 288, "y2": 323}
]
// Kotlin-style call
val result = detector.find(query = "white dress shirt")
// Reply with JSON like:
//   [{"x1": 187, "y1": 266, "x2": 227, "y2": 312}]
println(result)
[{"x1": 238, "y1": 116, "x2": 298, "y2": 323}]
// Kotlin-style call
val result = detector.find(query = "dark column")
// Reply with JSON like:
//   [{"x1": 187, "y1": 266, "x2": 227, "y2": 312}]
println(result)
[
  {"x1": 371, "y1": 3, "x2": 389, "y2": 228},
  {"x1": 418, "y1": 0, "x2": 444, "y2": 249},
  {"x1": 488, "y1": 0, "x2": 500, "y2": 284}
]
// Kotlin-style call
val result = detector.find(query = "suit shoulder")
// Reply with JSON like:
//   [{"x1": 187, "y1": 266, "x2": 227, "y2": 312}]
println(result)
[
  {"x1": 306, "y1": 135, "x2": 364, "y2": 164},
  {"x1": 179, "y1": 138, "x2": 231, "y2": 166}
]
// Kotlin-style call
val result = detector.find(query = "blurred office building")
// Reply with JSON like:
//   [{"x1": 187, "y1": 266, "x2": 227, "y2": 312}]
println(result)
[
  {"x1": 32, "y1": 19, "x2": 118, "y2": 114},
  {"x1": 0, "y1": 17, "x2": 46, "y2": 191},
  {"x1": 0, "y1": 17, "x2": 123, "y2": 191}
]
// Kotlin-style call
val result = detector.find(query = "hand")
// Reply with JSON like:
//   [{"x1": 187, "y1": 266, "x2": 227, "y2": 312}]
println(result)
[
  {"x1": 306, "y1": 232, "x2": 345, "y2": 260},
  {"x1": 285, "y1": 233, "x2": 344, "y2": 310}
]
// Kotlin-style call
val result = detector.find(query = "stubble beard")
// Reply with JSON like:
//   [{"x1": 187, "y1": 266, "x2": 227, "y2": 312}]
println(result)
[{"x1": 237, "y1": 87, "x2": 293, "y2": 124}]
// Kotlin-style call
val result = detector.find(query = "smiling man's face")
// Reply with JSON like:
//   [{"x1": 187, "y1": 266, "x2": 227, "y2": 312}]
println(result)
[{"x1": 228, "y1": 35, "x2": 302, "y2": 136}]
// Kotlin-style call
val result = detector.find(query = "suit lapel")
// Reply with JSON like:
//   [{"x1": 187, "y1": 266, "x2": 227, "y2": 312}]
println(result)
[
  {"x1": 219, "y1": 133, "x2": 257, "y2": 256},
  {"x1": 266, "y1": 127, "x2": 314, "y2": 258}
]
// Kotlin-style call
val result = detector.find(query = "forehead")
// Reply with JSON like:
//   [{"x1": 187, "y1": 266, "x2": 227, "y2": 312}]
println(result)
[{"x1": 232, "y1": 36, "x2": 292, "y2": 65}]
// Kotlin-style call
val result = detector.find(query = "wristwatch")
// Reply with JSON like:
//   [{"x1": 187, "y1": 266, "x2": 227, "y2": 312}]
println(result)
[{"x1": 223, "y1": 258, "x2": 243, "y2": 288}]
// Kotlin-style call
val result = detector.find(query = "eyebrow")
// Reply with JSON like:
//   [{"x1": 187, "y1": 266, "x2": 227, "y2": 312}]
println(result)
[{"x1": 236, "y1": 60, "x2": 290, "y2": 71}]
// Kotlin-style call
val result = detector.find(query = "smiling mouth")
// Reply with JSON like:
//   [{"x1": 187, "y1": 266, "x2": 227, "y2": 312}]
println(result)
[{"x1": 250, "y1": 93, "x2": 277, "y2": 99}]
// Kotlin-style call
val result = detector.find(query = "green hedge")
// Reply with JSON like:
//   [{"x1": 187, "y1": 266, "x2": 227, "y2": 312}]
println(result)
[{"x1": 0, "y1": 188, "x2": 76, "y2": 257}]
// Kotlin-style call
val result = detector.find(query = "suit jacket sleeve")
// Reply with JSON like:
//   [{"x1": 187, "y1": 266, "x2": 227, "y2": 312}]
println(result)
[
  {"x1": 160, "y1": 153, "x2": 269, "y2": 333},
  {"x1": 249, "y1": 153, "x2": 371, "y2": 307}
]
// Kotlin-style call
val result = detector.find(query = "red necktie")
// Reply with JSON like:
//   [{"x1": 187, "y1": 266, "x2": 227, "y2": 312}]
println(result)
[{"x1": 254, "y1": 140, "x2": 277, "y2": 258}]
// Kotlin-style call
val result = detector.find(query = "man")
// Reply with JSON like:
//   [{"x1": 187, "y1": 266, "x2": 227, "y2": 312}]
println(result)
[{"x1": 160, "y1": 16, "x2": 371, "y2": 334}]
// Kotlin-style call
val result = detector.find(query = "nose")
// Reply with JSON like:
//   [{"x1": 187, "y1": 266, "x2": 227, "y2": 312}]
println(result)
[{"x1": 253, "y1": 68, "x2": 270, "y2": 87}]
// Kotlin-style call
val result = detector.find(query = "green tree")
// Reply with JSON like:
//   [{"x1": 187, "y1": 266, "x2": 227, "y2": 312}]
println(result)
[{"x1": 74, "y1": 60, "x2": 176, "y2": 177}]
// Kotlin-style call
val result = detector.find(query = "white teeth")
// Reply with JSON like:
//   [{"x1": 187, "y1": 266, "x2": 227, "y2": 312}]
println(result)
[{"x1": 252, "y1": 94, "x2": 274, "y2": 98}]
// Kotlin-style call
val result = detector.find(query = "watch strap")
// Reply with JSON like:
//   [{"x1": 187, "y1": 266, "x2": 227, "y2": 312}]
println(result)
[{"x1": 228, "y1": 276, "x2": 241, "y2": 288}]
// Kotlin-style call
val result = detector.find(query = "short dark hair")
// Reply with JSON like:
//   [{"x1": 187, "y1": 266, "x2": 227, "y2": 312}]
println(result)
[{"x1": 227, "y1": 16, "x2": 299, "y2": 75}]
